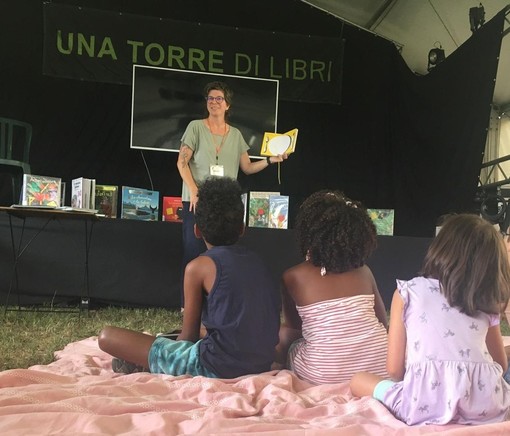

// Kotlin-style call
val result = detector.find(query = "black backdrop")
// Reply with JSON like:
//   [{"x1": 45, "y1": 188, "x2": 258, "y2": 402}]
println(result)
[
  {"x1": 1, "y1": 0, "x2": 505, "y2": 310},
  {"x1": 0, "y1": 0, "x2": 505, "y2": 236},
  {"x1": 0, "y1": 0, "x2": 503, "y2": 236}
]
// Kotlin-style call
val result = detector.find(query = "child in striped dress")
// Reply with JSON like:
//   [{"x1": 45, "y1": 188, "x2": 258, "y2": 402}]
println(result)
[{"x1": 274, "y1": 190, "x2": 388, "y2": 384}]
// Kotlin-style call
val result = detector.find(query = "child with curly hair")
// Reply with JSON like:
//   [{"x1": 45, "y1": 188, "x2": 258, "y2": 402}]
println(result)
[
  {"x1": 350, "y1": 213, "x2": 510, "y2": 425},
  {"x1": 98, "y1": 176, "x2": 281, "y2": 378},
  {"x1": 274, "y1": 190, "x2": 388, "y2": 384}
]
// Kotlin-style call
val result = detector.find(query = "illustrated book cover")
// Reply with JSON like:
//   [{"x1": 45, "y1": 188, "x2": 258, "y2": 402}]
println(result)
[
  {"x1": 95, "y1": 184, "x2": 119, "y2": 218},
  {"x1": 71, "y1": 177, "x2": 96, "y2": 210},
  {"x1": 268, "y1": 194, "x2": 289, "y2": 229},
  {"x1": 162, "y1": 196, "x2": 183, "y2": 222},
  {"x1": 121, "y1": 186, "x2": 160, "y2": 221},
  {"x1": 260, "y1": 128, "x2": 298, "y2": 157},
  {"x1": 21, "y1": 174, "x2": 62, "y2": 207},
  {"x1": 248, "y1": 191, "x2": 280, "y2": 228},
  {"x1": 367, "y1": 209, "x2": 394, "y2": 236}
]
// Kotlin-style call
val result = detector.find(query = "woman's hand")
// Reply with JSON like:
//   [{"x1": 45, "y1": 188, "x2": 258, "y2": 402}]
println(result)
[
  {"x1": 189, "y1": 188, "x2": 199, "y2": 212},
  {"x1": 271, "y1": 153, "x2": 289, "y2": 163}
]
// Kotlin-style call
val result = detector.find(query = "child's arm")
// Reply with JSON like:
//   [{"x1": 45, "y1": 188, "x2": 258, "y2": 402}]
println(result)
[
  {"x1": 486, "y1": 324, "x2": 508, "y2": 372},
  {"x1": 281, "y1": 273, "x2": 302, "y2": 330},
  {"x1": 373, "y1": 285, "x2": 388, "y2": 330},
  {"x1": 386, "y1": 289, "x2": 406, "y2": 381},
  {"x1": 179, "y1": 256, "x2": 215, "y2": 342}
]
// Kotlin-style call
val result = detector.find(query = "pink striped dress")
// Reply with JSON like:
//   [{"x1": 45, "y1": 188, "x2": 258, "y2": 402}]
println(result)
[{"x1": 288, "y1": 294, "x2": 388, "y2": 384}]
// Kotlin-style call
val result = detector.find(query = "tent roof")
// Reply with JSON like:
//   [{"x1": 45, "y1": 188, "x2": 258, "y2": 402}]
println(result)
[{"x1": 303, "y1": 0, "x2": 510, "y2": 110}]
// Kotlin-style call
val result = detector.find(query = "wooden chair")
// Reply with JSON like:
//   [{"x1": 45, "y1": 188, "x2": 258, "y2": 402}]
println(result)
[{"x1": 0, "y1": 117, "x2": 32, "y2": 205}]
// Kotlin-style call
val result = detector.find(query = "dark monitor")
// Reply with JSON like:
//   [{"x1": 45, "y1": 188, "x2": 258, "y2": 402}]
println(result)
[{"x1": 130, "y1": 65, "x2": 279, "y2": 158}]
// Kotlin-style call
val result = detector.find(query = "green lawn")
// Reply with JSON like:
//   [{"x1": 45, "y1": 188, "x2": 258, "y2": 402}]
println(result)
[
  {"x1": 0, "y1": 307, "x2": 182, "y2": 371},
  {"x1": 1, "y1": 307, "x2": 509, "y2": 371}
]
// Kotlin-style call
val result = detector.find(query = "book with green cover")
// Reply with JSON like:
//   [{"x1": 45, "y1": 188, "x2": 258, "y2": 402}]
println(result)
[
  {"x1": 367, "y1": 209, "x2": 394, "y2": 235},
  {"x1": 248, "y1": 191, "x2": 279, "y2": 228}
]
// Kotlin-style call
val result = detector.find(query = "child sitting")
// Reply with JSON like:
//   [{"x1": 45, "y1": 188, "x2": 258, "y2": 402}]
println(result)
[
  {"x1": 274, "y1": 190, "x2": 388, "y2": 384},
  {"x1": 98, "y1": 176, "x2": 281, "y2": 378},
  {"x1": 350, "y1": 213, "x2": 510, "y2": 425}
]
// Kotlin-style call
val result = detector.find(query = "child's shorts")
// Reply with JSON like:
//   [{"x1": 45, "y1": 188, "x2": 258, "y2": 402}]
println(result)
[
  {"x1": 373, "y1": 379, "x2": 396, "y2": 401},
  {"x1": 148, "y1": 337, "x2": 218, "y2": 377}
]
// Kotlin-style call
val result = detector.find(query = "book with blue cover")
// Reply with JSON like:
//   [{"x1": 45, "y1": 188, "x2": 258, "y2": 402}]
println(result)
[
  {"x1": 121, "y1": 186, "x2": 159, "y2": 221},
  {"x1": 268, "y1": 194, "x2": 289, "y2": 229}
]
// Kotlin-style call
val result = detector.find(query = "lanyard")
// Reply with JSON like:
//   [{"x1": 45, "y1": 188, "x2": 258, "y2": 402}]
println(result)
[{"x1": 206, "y1": 119, "x2": 228, "y2": 162}]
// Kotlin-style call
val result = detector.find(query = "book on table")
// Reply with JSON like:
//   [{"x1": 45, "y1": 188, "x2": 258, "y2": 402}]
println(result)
[
  {"x1": 94, "y1": 184, "x2": 119, "y2": 218},
  {"x1": 162, "y1": 196, "x2": 183, "y2": 222},
  {"x1": 21, "y1": 174, "x2": 62, "y2": 207},
  {"x1": 71, "y1": 177, "x2": 96, "y2": 210},
  {"x1": 367, "y1": 209, "x2": 394, "y2": 236},
  {"x1": 268, "y1": 194, "x2": 289, "y2": 229},
  {"x1": 248, "y1": 191, "x2": 280, "y2": 228},
  {"x1": 241, "y1": 193, "x2": 248, "y2": 225},
  {"x1": 121, "y1": 186, "x2": 160, "y2": 221}
]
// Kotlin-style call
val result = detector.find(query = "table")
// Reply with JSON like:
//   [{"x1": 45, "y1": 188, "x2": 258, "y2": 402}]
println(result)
[{"x1": 0, "y1": 206, "x2": 98, "y2": 315}]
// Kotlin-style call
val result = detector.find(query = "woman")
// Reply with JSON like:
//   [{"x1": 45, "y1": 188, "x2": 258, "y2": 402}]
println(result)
[{"x1": 176, "y1": 81, "x2": 288, "y2": 307}]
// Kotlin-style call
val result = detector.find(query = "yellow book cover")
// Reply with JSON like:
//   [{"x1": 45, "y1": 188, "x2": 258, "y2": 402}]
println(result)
[{"x1": 260, "y1": 128, "x2": 298, "y2": 157}]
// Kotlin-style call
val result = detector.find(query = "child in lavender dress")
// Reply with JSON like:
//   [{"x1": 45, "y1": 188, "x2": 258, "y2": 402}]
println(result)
[{"x1": 350, "y1": 213, "x2": 510, "y2": 425}]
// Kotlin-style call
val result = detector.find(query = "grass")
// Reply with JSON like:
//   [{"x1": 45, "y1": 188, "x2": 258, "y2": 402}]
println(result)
[
  {"x1": 1, "y1": 307, "x2": 509, "y2": 371},
  {"x1": 0, "y1": 307, "x2": 182, "y2": 371}
]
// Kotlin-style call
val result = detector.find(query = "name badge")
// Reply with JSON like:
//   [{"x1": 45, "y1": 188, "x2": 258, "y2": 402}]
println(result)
[{"x1": 210, "y1": 165, "x2": 224, "y2": 176}]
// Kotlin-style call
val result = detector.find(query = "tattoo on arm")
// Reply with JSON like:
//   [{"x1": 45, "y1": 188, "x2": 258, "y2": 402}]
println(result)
[{"x1": 179, "y1": 146, "x2": 189, "y2": 169}]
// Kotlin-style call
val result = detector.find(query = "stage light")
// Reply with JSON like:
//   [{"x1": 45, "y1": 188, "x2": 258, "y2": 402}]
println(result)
[
  {"x1": 427, "y1": 44, "x2": 445, "y2": 71},
  {"x1": 479, "y1": 189, "x2": 510, "y2": 234},
  {"x1": 469, "y1": 3, "x2": 485, "y2": 33}
]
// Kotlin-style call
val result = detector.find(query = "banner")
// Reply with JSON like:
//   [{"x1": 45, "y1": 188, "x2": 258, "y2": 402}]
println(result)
[{"x1": 42, "y1": 3, "x2": 344, "y2": 104}]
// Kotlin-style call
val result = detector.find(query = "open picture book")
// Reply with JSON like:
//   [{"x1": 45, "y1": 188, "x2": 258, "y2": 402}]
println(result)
[{"x1": 260, "y1": 128, "x2": 298, "y2": 157}]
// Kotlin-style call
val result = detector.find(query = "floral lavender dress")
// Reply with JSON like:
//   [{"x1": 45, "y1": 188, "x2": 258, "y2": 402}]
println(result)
[{"x1": 382, "y1": 277, "x2": 510, "y2": 425}]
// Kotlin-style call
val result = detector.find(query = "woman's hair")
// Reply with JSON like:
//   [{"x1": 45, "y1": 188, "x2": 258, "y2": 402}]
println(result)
[
  {"x1": 195, "y1": 176, "x2": 244, "y2": 246},
  {"x1": 203, "y1": 81, "x2": 233, "y2": 120},
  {"x1": 422, "y1": 213, "x2": 510, "y2": 316},
  {"x1": 296, "y1": 190, "x2": 377, "y2": 273}
]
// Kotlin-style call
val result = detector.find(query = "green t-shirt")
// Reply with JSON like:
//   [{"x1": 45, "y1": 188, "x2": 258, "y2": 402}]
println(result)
[{"x1": 180, "y1": 119, "x2": 250, "y2": 201}]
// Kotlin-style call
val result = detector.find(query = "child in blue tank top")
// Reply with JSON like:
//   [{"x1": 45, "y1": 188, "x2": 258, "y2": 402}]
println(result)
[{"x1": 98, "y1": 176, "x2": 281, "y2": 378}]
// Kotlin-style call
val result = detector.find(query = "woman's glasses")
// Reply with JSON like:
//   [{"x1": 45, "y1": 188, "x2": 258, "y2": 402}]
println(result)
[{"x1": 205, "y1": 96, "x2": 225, "y2": 103}]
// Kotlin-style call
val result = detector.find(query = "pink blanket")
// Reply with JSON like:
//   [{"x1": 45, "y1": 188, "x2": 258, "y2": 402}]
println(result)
[{"x1": 0, "y1": 337, "x2": 509, "y2": 435}]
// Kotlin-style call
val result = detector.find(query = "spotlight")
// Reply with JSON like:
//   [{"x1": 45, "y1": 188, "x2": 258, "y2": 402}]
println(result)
[
  {"x1": 427, "y1": 44, "x2": 445, "y2": 71},
  {"x1": 479, "y1": 189, "x2": 510, "y2": 234},
  {"x1": 469, "y1": 3, "x2": 485, "y2": 33}
]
